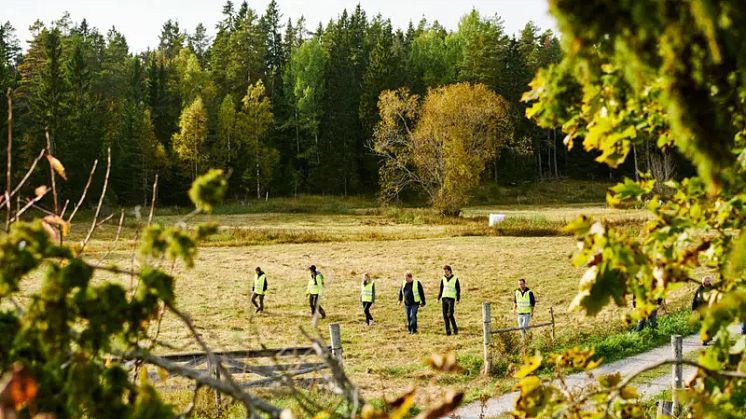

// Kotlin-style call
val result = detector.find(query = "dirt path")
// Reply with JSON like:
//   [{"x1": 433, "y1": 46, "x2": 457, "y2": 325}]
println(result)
[{"x1": 455, "y1": 333, "x2": 705, "y2": 418}]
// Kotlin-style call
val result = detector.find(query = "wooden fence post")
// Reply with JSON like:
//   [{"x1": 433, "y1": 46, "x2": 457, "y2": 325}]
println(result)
[
  {"x1": 329, "y1": 323, "x2": 343, "y2": 366},
  {"x1": 482, "y1": 302, "x2": 492, "y2": 375},
  {"x1": 549, "y1": 307, "x2": 556, "y2": 343},
  {"x1": 672, "y1": 334, "x2": 683, "y2": 416},
  {"x1": 208, "y1": 357, "x2": 222, "y2": 414}
]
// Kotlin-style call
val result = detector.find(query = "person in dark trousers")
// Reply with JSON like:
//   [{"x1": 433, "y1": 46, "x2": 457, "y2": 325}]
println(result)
[
  {"x1": 513, "y1": 279, "x2": 536, "y2": 338},
  {"x1": 692, "y1": 276, "x2": 713, "y2": 344},
  {"x1": 437, "y1": 265, "x2": 460, "y2": 335},
  {"x1": 306, "y1": 265, "x2": 326, "y2": 319},
  {"x1": 251, "y1": 267, "x2": 268, "y2": 313},
  {"x1": 361, "y1": 273, "x2": 375, "y2": 326},
  {"x1": 632, "y1": 295, "x2": 663, "y2": 332},
  {"x1": 398, "y1": 273, "x2": 425, "y2": 334}
]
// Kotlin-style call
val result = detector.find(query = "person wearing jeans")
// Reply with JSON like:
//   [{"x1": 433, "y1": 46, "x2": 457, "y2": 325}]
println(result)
[
  {"x1": 398, "y1": 273, "x2": 426, "y2": 334},
  {"x1": 513, "y1": 278, "x2": 535, "y2": 338}
]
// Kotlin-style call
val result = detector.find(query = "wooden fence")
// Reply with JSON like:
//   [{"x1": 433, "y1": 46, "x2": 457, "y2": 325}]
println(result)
[
  {"x1": 481, "y1": 302, "x2": 556, "y2": 375},
  {"x1": 142, "y1": 323, "x2": 343, "y2": 389}
]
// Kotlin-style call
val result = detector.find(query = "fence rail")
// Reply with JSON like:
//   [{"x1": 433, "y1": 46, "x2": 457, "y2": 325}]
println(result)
[
  {"x1": 134, "y1": 323, "x2": 343, "y2": 390},
  {"x1": 481, "y1": 302, "x2": 556, "y2": 375}
]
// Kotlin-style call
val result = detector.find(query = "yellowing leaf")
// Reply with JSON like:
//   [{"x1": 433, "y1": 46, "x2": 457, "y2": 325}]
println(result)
[
  {"x1": 620, "y1": 385, "x2": 639, "y2": 400},
  {"x1": 34, "y1": 185, "x2": 49, "y2": 198},
  {"x1": 427, "y1": 350, "x2": 461, "y2": 373},
  {"x1": 43, "y1": 215, "x2": 70, "y2": 237},
  {"x1": 157, "y1": 367, "x2": 169, "y2": 382},
  {"x1": 513, "y1": 376, "x2": 542, "y2": 395},
  {"x1": 514, "y1": 351, "x2": 542, "y2": 378},
  {"x1": 46, "y1": 154, "x2": 67, "y2": 180}
]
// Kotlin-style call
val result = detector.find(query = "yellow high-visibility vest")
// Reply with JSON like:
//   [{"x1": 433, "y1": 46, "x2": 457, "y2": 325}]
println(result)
[
  {"x1": 402, "y1": 280, "x2": 421, "y2": 304},
  {"x1": 442, "y1": 275, "x2": 458, "y2": 299},
  {"x1": 254, "y1": 273, "x2": 266, "y2": 295},
  {"x1": 515, "y1": 289, "x2": 532, "y2": 314},
  {"x1": 361, "y1": 281, "x2": 374, "y2": 303},
  {"x1": 307, "y1": 272, "x2": 324, "y2": 295}
]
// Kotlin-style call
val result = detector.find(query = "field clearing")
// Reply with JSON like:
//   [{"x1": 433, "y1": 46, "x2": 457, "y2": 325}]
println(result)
[{"x1": 45, "y1": 202, "x2": 694, "y2": 409}]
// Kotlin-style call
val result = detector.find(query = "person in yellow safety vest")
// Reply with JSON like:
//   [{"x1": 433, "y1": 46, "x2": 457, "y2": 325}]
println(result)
[
  {"x1": 306, "y1": 265, "x2": 326, "y2": 319},
  {"x1": 513, "y1": 278, "x2": 535, "y2": 338},
  {"x1": 360, "y1": 273, "x2": 375, "y2": 326},
  {"x1": 398, "y1": 273, "x2": 426, "y2": 334},
  {"x1": 437, "y1": 265, "x2": 461, "y2": 335},
  {"x1": 251, "y1": 267, "x2": 268, "y2": 313}
]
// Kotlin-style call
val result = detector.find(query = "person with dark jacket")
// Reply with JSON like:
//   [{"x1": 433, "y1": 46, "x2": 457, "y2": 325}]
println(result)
[
  {"x1": 692, "y1": 276, "x2": 714, "y2": 344},
  {"x1": 360, "y1": 273, "x2": 375, "y2": 325},
  {"x1": 632, "y1": 294, "x2": 663, "y2": 332},
  {"x1": 437, "y1": 265, "x2": 461, "y2": 335},
  {"x1": 398, "y1": 273, "x2": 426, "y2": 334},
  {"x1": 692, "y1": 276, "x2": 713, "y2": 311},
  {"x1": 251, "y1": 267, "x2": 268, "y2": 313}
]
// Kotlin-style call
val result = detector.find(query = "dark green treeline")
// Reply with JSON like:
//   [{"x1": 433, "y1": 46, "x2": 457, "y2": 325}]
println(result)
[{"x1": 0, "y1": 2, "x2": 617, "y2": 205}]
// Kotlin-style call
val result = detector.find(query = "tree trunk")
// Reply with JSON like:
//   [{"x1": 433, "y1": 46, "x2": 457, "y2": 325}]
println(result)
[
  {"x1": 537, "y1": 141, "x2": 543, "y2": 181},
  {"x1": 552, "y1": 129, "x2": 559, "y2": 178},
  {"x1": 632, "y1": 144, "x2": 639, "y2": 182}
]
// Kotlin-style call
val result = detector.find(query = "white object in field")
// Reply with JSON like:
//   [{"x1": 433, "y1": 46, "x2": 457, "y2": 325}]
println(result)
[{"x1": 488, "y1": 213, "x2": 506, "y2": 226}]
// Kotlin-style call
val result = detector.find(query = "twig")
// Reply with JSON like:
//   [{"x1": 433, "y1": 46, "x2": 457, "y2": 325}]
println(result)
[
  {"x1": 148, "y1": 174, "x2": 158, "y2": 225},
  {"x1": 59, "y1": 199, "x2": 69, "y2": 219},
  {"x1": 5, "y1": 89, "x2": 12, "y2": 232},
  {"x1": 15, "y1": 189, "x2": 50, "y2": 221},
  {"x1": 177, "y1": 384, "x2": 202, "y2": 419},
  {"x1": 166, "y1": 303, "x2": 275, "y2": 417},
  {"x1": 94, "y1": 210, "x2": 125, "y2": 267},
  {"x1": 300, "y1": 327, "x2": 363, "y2": 414},
  {"x1": 45, "y1": 129, "x2": 58, "y2": 214},
  {"x1": 67, "y1": 159, "x2": 98, "y2": 224},
  {"x1": 78, "y1": 148, "x2": 110, "y2": 256},
  {"x1": 121, "y1": 349, "x2": 282, "y2": 418},
  {"x1": 6, "y1": 148, "x2": 45, "y2": 202}
]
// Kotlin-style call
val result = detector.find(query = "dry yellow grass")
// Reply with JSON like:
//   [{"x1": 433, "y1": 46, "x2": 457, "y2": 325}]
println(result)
[{"x1": 57, "y1": 203, "x2": 690, "y2": 410}]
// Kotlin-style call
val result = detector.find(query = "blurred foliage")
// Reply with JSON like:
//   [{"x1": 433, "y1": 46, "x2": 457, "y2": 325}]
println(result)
[
  {"x1": 0, "y1": 170, "x2": 226, "y2": 417},
  {"x1": 520, "y1": 0, "x2": 746, "y2": 417}
]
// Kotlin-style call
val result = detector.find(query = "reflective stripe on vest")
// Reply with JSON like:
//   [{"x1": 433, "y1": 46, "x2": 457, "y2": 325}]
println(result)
[
  {"x1": 307, "y1": 272, "x2": 324, "y2": 295},
  {"x1": 361, "y1": 281, "x2": 374, "y2": 302},
  {"x1": 515, "y1": 289, "x2": 532, "y2": 314},
  {"x1": 442, "y1": 276, "x2": 458, "y2": 299},
  {"x1": 402, "y1": 280, "x2": 421, "y2": 303},
  {"x1": 254, "y1": 273, "x2": 266, "y2": 295}
]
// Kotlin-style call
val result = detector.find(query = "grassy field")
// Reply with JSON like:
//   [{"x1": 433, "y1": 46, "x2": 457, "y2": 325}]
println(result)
[{"x1": 39, "y1": 182, "x2": 700, "y2": 416}]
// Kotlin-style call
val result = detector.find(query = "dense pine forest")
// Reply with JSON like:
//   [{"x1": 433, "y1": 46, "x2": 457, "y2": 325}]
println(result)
[{"x1": 0, "y1": 1, "x2": 649, "y2": 205}]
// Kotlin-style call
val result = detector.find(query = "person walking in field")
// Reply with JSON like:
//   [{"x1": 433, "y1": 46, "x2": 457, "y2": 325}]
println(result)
[
  {"x1": 361, "y1": 273, "x2": 375, "y2": 326},
  {"x1": 513, "y1": 278, "x2": 535, "y2": 338},
  {"x1": 399, "y1": 273, "x2": 426, "y2": 334},
  {"x1": 692, "y1": 275, "x2": 715, "y2": 345},
  {"x1": 437, "y1": 265, "x2": 460, "y2": 335},
  {"x1": 251, "y1": 267, "x2": 268, "y2": 313},
  {"x1": 306, "y1": 265, "x2": 326, "y2": 319}
]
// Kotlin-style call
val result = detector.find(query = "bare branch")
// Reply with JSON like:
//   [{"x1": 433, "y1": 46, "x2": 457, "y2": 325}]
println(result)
[
  {"x1": 148, "y1": 174, "x2": 158, "y2": 226},
  {"x1": 67, "y1": 159, "x2": 98, "y2": 224},
  {"x1": 14, "y1": 189, "x2": 50, "y2": 221},
  {"x1": 78, "y1": 148, "x2": 110, "y2": 256},
  {"x1": 94, "y1": 210, "x2": 125, "y2": 267},
  {"x1": 4, "y1": 148, "x2": 45, "y2": 203},
  {"x1": 45, "y1": 129, "x2": 58, "y2": 214},
  {"x1": 5, "y1": 89, "x2": 12, "y2": 232},
  {"x1": 121, "y1": 349, "x2": 282, "y2": 418}
]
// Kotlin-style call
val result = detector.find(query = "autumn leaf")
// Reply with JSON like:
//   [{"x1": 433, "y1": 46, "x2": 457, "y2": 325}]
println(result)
[
  {"x1": 46, "y1": 154, "x2": 67, "y2": 180},
  {"x1": 514, "y1": 351, "x2": 542, "y2": 378},
  {"x1": 34, "y1": 185, "x2": 49, "y2": 198},
  {"x1": 0, "y1": 363, "x2": 39, "y2": 411},
  {"x1": 414, "y1": 390, "x2": 463, "y2": 419},
  {"x1": 620, "y1": 385, "x2": 639, "y2": 400},
  {"x1": 42, "y1": 215, "x2": 70, "y2": 238},
  {"x1": 427, "y1": 350, "x2": 461, "y2": 373}
]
